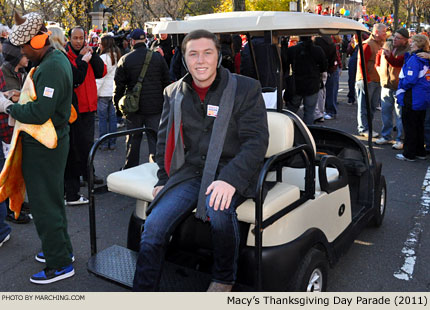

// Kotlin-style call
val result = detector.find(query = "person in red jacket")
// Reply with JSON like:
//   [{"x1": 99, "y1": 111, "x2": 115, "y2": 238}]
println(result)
[{"x1": 65, "y1": 26, "x2": 106, "y2": 194}]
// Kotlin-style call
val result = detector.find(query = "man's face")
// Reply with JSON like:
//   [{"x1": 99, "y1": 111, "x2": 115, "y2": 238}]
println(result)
[
  {"x1": 375, "y1": 27, "x2": 387, "y2": 43},
  {"x1": 184, "y1": 38, "x2": 218, "y2": 88},
  {"x1": 160, "y1": 33, "x2": 168, "y2": 40},
  {"x1": 393, "y1": 33, "x2": 408, "y2": 48},
  {"x1": 20, "y1": 44, "x2": 39, "y2": 63},
  {"x1": 70, "y1": 28, "x2": 85, "y2": 51}
]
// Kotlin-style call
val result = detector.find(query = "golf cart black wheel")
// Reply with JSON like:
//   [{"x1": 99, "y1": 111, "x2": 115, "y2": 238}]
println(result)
[
  {"x1": 371, "y1": 175, "x2": 387, "y2": 227},
  {"x1": 291, "y1": 248, "x2": 328, "y2": 292}
]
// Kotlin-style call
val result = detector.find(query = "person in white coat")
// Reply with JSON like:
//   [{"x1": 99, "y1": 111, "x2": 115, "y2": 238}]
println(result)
[{"x1": 96, "y1": 35, "x2": 120, "y2": 150}]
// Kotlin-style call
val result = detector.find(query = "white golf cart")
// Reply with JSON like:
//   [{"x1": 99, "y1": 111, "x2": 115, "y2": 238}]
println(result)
[{"x1": 86, "y1": 11, "x2": 386, "y2": 292}]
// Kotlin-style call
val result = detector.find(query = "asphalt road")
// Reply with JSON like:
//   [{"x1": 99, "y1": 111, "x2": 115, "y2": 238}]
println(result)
[{"x1": 1, "y1": 70, "x2": 429, "y2": 292}]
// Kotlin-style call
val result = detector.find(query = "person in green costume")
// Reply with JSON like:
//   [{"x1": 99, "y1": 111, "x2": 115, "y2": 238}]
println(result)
[{"x1": 6, "y1": 11, "x2": 75, "y2": 284}]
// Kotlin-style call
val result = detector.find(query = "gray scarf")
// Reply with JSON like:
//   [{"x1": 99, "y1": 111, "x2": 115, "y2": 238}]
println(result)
[{"x1": 167, "y1": 71, "x2": 237, "y2": 221}]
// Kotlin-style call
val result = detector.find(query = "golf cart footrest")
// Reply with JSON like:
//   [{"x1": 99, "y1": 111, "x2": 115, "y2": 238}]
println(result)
[
  {"x1": 87, "y1": 245, "x2": 137, "y2": 288},
  {"x1": 87, "y1": 245, "x2": 213, "y2": 291}
]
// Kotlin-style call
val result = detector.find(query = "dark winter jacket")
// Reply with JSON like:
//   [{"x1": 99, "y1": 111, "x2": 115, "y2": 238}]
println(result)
[
  {"x1": 1, "y1": 62, "x2": 26, "y2": 91},
  {"x1": 114, "y1": 42, "x2": 170, "y2": 115},
  {"x1": 169, "y1": 47, "x2": 187, "y2": 82},
  {"x1": 151, "y1": 36, "x2": 174, "y2": 67},
  {"x1": 240, "y1": 37, "x2": 278, "y2": 88},
  {"x1": 149, "y1": 67, "x2": 269, "y2": 214},
  {"x1": 286, "y1": 39, "x2": 328, "y2": 96},
  {"x1": 314, "y1": 36, "x2": 336, "y2": 73}
]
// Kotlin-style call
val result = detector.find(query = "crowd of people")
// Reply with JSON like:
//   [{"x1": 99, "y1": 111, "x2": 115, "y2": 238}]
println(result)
[
  {"x1": 0, "y1": 10, "x2": 429, "y2": 289},
  {"x1": 283, "y1": 24, "x2": 430, "y2": 162}
]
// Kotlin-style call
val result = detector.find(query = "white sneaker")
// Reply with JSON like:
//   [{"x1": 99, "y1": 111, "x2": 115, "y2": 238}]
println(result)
[
  {"x1": 375, "y1": 137, "x2": 390, "y2": 145},
  {"x1": 0, "y1": 234, "x2": 10, "y2": 247},
  {"x1": 359, "y1": 130, "x2": 379, "y2": 138},
  {"x1": 66, "y1": 196, "x2": 89, "y2": 206},
  {"x1": 392, "y1": 141, "x2": 404, "y2": 150},
  {"x1": 395, "y1": 154, "x2": 415, "y2": 162}
]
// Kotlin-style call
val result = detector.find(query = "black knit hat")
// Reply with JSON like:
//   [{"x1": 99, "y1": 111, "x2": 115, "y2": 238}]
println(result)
[
  {"x1": 2, "y1": 39, "x2": 23, "y2": 67},
  {"x1": 396, "y1": 28, "x2": 409, "y2": 39}
]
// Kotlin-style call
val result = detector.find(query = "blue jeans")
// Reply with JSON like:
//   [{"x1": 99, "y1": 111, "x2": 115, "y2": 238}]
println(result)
[
  {"x1": 356, "y1": 80, "x2": 381, "y2": 133},
  {"x1": 132, "y1": 177, "x2": 245, "y2": 291},
  {"x1": 380, "y1": 87, "x2": 403, "y2": 142},
  {"x1": 325, "y1": 69, "x2": 340, "y2": 116},
  {"x1": 290, "y1": 93, "x2": 319, "y2": 125},
  {"x1": 0, "y1": 157, "x2": 10, "y2": 243},
  {"x1": 97, "y1": 96, "x2": 117, "y2": 147}
]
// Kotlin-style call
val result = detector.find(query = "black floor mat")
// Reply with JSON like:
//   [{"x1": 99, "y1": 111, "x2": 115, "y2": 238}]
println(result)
[{"x1": 87, "y1": 245, "x2": 211, "y2": 291}]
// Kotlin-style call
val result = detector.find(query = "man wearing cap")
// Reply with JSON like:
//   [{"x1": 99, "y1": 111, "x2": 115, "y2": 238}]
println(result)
[
  {"x1": 6, "y1": 11, "x2": 74, "y2": 284},
  {"x1": 65, "y1": 26, "x2": 106, "y2": 193},
  {"x1": 375, "y1": 28, "x2": 410, "y2": 150},
  {"x1": 114, "y1": 28, "x2": 170, "y2": 168}
]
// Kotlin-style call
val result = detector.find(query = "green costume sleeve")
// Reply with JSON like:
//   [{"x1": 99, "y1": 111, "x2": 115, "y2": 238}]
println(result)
[{"x1": 10, "y1": 60, "x2": 63, "y2": 125}]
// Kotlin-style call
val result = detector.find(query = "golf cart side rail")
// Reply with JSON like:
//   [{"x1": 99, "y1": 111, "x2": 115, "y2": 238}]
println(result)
[
  {"x1": 254, "y1": 143, "x2": 315, "y2": 291},
  {"x1": 87, "y1": 128, "x2": 150, "y2": 255}
]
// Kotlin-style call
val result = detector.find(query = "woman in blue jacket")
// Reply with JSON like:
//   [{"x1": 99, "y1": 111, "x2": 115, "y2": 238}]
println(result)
[{"x1": 396, "y1": 34, "x2": 430, "y2": 161}]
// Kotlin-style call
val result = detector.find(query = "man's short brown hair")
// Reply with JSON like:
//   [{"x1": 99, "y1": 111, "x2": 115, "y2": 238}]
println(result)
[{"x1": 181, "y1": 29, "x2": 221, "y2": 55}]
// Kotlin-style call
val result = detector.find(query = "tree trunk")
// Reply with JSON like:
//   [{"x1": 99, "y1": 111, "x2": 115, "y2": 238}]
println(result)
[
  {"x1": 233, "y1": 0, "x2": 245, "y2": 11},
  {"x1": 393, "y1": 0, "x2": 400, "y2": 30}
]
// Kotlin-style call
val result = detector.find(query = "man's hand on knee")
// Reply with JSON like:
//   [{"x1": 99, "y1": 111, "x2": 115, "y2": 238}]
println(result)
[
  {"x1": 206, "y1": 181, "x2": 236, "y2": 211},
  {"x1": 153, "y1": 186, "x2": 164, "y2": 198}
]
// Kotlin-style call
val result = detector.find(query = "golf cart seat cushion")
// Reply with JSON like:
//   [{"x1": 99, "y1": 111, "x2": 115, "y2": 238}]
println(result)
[
  {"x1": 265, "y1": 111, "x2": 295, "y2": 157},
  {"x1": 266, "y1": 167, "x2": 339, "y2": 191},
  {"x1": 106, "y1": 112, "x2": 294, "y2": 202},
  {"x1": 236, "y1": 182, "x2": 300, "y2": 223},
  {"x1": 107, "y1": 162, "x2": 158, "y2": 201}
]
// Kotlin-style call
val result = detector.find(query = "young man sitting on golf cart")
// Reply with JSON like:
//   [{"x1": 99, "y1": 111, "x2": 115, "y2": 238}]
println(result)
[{"x1": 132, "y1": 29, "x2": 269, "y2": 292}]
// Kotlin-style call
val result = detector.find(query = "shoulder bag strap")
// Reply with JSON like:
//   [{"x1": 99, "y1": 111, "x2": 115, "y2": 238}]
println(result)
[{"x1": 136, "y1": 50, "x2": 153, "y2": 84}]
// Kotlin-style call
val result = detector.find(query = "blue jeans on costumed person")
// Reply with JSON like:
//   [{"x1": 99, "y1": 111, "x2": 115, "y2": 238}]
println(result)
[
  {"x1": 132, "y1": 177, "x2": 245, "y2": 291},
  {"x1": 97, "y1": 96, "x2": 117, "y2": 148}
]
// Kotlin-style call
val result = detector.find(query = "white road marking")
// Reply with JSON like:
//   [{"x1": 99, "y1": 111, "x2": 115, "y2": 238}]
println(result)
[{"x1": 393, "y1": 167, "x2": 430, "y2": 280}]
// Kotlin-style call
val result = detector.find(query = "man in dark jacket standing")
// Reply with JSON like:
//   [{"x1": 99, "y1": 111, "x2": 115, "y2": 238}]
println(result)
[
  {"x1": 114, "y1": 29, "x2": 170, "y2": 168},
  {"x1": 150, "y1": 33, "x2": 174, "y2": 67},
  {"x1": 65, "y1": 26, "x2": 106, "y2": 188},
  {"x1": 132, "y1": 30, "x2": 269, "y2": 292},
  {"x1": 286, "y1": 36, "x2": 327, "y2": 125}
]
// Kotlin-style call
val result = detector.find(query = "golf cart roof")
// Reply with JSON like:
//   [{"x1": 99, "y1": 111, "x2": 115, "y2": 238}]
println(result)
[{"x1": 151, "y1": 11, "x2": 369, "y2": 36}]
